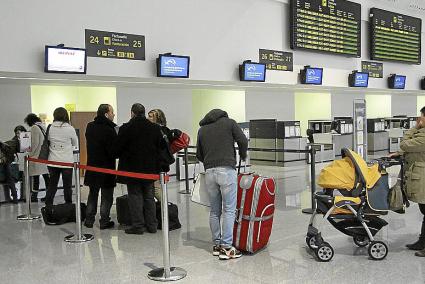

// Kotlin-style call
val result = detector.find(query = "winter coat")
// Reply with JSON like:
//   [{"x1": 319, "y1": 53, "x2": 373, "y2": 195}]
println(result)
[
  {"x1": 400, "y1": 127, "x2": 425, "y2": 204},
  {"x1": 84, "y1": 115, "x2": 117, "y2": 188},
  {"x1": 112, "y1": 116, "x2": 163, "y2": 184},
  {"x1": 196, "y1": 109, "x2": 248, "y2": 170},
  {"x1": 28, "y1": 123, "x2": 49, "y2": 176},
  {"x1": 48, "y1": 122, "x2": 79, "y2": 168}
]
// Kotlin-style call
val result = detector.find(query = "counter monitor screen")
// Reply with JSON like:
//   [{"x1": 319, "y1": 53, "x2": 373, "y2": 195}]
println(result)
[
  {"x1": 157, "y1": 54, "x2": 190, "y2": 78},
  {"x1": 370, "y1": 8, "x2": 422, "y2": 64},
  {"x1": 301, "y1": 67, "x2": 323, "y2": 85},
  {"x1": 239, "y1": 62, "x2": 266, "y2": 82},
  {"x1": 45, "y1": 46, "x2": 87, "y2": 74},
  {"x1": 421, "y1": 78, "x2": 425, "y2": 90},
  {"x1": 290, "y1": 0, "x2": 361, "y2": 57},
  {"x1": 388, "y1": 74, "x2": 406, "y2": 89},
  {"x1": 349, "y1": 72, "x2": 369, "y2": 87}
]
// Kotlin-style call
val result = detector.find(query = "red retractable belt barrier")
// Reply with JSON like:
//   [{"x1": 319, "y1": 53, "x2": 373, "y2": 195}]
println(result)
[{"x1": 26, "y1": 157, "x2": 167, "y2": 182}]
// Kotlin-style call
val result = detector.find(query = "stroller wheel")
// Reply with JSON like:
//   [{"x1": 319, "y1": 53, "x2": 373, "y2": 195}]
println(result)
[
  {"x1": 306, "y1": 235, "x2": 318, "y2": 250},
  {"x1": 368, "y1": 241, "x2": 388, "y2": 260},
  {"x1": 315, "y1": 242, "x2": 334, "y2": 262},
  {"x1": 353, "y1": 236, "x2": 370, "y2": 247}
]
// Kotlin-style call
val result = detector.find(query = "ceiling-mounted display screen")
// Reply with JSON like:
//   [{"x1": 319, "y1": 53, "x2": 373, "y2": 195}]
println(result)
[
  {"x1": 290, "y1": 0, "x2": 361, "y2": 57},
  {"x1": 239, "y1": 62, "x2": 266, "y2": 82},
  {"x1": 45, "y1": 46, "x2": 87, "y2": 74},
  {"x1": 370, "y1": 8, "x2": 422, "y2": 64},
  {"x1": 349, "y1": 71, "x2": 369, "y2": 88},
  {"x1": 388, "y1": 74, "x2": 407, "y2": 89},
  {"x1": 156, "y1": 54, "x2": 190, "y2": 78},
  {"x1": 300, "y1": 66, "x2": 323, "y2": 85}
]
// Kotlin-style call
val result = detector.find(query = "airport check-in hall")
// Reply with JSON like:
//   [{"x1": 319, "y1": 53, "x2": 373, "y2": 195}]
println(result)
[{"x1": 1, "y1": 0, "x2": 425, "y2": 283}]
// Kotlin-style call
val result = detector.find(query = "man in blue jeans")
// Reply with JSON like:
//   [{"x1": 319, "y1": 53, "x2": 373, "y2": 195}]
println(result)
[{"x1": 196, "y1": 109, "x2": 248, "y2": 260}]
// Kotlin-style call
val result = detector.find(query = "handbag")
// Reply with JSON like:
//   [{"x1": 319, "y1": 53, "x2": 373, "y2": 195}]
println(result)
[
  {"x1": 170, "y1": 129, "x2": 190, "y2": 154},
  {"x1": 41, "y1": 203, "x2": 87, "y2": 225},
  {"x1": 38, "y1": 125, "x2": 51, "y2": 160},
  {"x1": 158, "y1": 129, "x2": 175, "y2": 170},
  {"x1": 191, "y1": 172, "x2": 211, "y2": 207}
]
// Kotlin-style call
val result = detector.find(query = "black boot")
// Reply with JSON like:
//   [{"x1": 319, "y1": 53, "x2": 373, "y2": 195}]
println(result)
[{"x1": 406, "y1": 235, "x2": 425, "y2": 250}]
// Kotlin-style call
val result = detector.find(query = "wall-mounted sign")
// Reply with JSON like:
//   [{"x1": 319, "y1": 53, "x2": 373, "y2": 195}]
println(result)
[
  {"x1": 259, "y1": 49, "x2": 293, "y2": 71},
  {"x1": 85, "y1": 29, "x2": 145, "y2": 60},
  {"x1": 361, "y1": 61, "x2": 383, "y2": 78}
]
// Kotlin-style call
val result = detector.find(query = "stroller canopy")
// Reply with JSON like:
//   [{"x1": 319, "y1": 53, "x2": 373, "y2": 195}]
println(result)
[{"x1": 318, "y1": 149, "x2": 381, "y2": 190}]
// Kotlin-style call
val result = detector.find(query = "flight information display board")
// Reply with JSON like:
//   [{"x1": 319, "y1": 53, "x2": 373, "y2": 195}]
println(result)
[
  {"x1": 290, "y1": 0, "x2": 361, "y2": 57},
  {"x1": 370, "y1": 8, "x2": 421, "y2": 64}
]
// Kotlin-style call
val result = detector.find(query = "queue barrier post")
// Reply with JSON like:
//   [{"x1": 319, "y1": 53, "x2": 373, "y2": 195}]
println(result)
[
  {"x1": 17, "y1": 155, "x2": 41, "y2": 221},
  {"x1": 148, "y1": 172, "x2": 187, "y2": 282},
  {"x1": 179, "y1": 147, "x2": 191, "y2": 195},
  {"x1": 64, "y1": 162, "x2": 93, "y2": 243},
  {"x1": 302, "y1": 146, "x2": 317, "y2": 215}
]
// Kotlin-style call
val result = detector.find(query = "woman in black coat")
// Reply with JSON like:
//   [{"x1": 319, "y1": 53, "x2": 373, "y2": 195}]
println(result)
[{"x1": 84, "y1": 104, "x2": 117, "y2": 229}]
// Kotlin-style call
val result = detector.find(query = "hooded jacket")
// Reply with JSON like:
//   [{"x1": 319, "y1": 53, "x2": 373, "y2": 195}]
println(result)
[{"x1": 196, "y1": 109, "x2": 248, "y2": 170}]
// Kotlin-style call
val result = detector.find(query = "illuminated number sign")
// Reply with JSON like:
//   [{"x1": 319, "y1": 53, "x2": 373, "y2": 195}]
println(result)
[
  {"x1": 259, "y1": 49, "x2": 293, "y2": 71},
  {"x1": 361, "y1": 61, "x2": 384, "y2": 78},
  {"x1": 85, "y1": 29, "x2": 145, "y2": 60}
]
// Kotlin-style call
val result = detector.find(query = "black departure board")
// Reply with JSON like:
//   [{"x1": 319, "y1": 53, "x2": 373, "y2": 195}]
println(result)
[
  {"x1": 370, "y1": 8, "x2": 421, "y2": 64},
  {"x1": 290, "y1": 0, "x2": 361, "y2": 57}
]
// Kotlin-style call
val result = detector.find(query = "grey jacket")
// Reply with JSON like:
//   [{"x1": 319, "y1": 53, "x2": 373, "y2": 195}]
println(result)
[
  {"x1": 28, "y1": 123, "x2": 49, "y2": 176},
  {"x1": 196, "y1": 109, "x2": 248, "y2": 170}
]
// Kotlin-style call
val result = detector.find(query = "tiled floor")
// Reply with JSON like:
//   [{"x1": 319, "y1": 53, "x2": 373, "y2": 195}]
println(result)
[{"x1": 1, "y1": 163, "x2": 425, "y2": 284}]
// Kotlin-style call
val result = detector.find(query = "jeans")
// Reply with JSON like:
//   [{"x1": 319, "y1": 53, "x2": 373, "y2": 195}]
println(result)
[
  {"x1": 206, "y1": 167, "x2": 237, "y2": 248},
  {"x1": 127, "y1": 182, "x2": 157, "y2": 230},
  {"x1": 45, "y1": 166, "x2": 73, "y2": 205},
  {"x1": 85, "y1": 186, "x2": 114, "y2": 225}
]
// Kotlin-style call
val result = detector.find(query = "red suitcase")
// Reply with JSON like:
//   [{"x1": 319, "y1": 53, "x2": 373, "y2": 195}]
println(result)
[{"x1": 233, "y1": 173, "x2": 276, "y2": 253}]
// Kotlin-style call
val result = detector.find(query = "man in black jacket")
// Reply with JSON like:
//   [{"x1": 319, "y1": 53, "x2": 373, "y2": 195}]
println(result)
[
  {"x1": 113, "y1": 103, "x2": 163, "y2": 235},
  {"x1": 196, "y1": 109, "x2": 248, "y2": 260},
  {"x1": 84, "y1": 104, "x2": 117, "y2": 230}
]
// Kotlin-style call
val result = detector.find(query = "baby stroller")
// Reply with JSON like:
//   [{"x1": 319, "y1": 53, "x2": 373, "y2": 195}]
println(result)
[{"x1": 306, "y1": 148, "x2": 390, "y2": 262}]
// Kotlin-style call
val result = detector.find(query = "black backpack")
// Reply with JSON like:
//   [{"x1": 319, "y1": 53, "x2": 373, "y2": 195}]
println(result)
[{"x1": 0, "y1": 142, "x2": 15, "y2": 164}]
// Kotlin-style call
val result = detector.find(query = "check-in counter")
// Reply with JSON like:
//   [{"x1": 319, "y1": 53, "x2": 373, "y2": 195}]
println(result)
[{"x1": 367, "y1": 118, "x2": 389, "y2": 153}]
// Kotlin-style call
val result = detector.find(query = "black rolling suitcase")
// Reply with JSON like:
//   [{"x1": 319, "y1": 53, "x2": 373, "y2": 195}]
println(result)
[{"x1": 116, "y1": 195, "x2": 132, "y2": 225}]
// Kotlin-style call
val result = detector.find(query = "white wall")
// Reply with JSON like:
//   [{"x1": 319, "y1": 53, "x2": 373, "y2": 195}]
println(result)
[
  {"x1": 331, "y1": 93, "x2": 366, "y2": 118},
  {"x1": 0, "y1": 84, "x2": 31, "y2": 140},
  {"x1": 0, "y1": 0, "x2": 424, "y2": 90},
  {"x1": 245, "y1": 90, "x2": 295, "y2": 121},
  {"x1": 392, "y1": 95, "x2": 418, "y2": 116}
]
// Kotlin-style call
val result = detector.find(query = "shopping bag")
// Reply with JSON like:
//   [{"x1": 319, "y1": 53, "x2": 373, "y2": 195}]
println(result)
[{"x1": 191, "y1": 173, "x2": 210, "y2": 207}]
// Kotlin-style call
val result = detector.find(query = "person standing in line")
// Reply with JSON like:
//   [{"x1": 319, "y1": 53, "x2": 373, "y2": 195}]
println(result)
[
  {"x1": 24, "y1": 114, "x2": 50, "y2": 202},
  {"x1": 44, "y1": 107, "x2": 78, "y2": 206},
  {"x1": 148, "y1": 108, "x2": 172, "y2": 200},
  {"x1": 84, "y1": 104, "x2": 117, "y2": 230},
  {"x1": 196, "y1": 109, "x2": 248, "y2": 260},
  {"x1": 113, "y1": 103, "x2": 163, "y2": 235}
]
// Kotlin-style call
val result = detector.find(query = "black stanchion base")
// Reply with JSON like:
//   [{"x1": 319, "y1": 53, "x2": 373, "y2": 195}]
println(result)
[
  {"x1": 178, "y1": 190, "x2": 191, "y2": 195},
  {"x1": 302, "y1": 208, "x2": 314, "y2": 214},
  {"x1": 17, "y1": 214, "x2": 41, "y2": 221},
  {"x1": 148, "y1": 267, "x2": 187, "y2": 282},
  {"x1": 64, "y1": 234, "x2": 94, "y2": 243}
]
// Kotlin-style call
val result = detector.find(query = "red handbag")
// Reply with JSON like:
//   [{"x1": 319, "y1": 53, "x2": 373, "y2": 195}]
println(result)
[{"x1": 170, "y1": 132, "x2": 190, "y2": 154}]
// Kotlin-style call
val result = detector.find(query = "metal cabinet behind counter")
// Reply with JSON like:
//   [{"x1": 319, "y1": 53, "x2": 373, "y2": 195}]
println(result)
[
  {"x1": 332, "y1": 117, "x2": 354, "y2": 156},
  {"x1": 249, "y1": 119, "x2": 306, "y2": 165},
  {"x1": 367, "y1": 118, "x2": 389, "y2": 153}
]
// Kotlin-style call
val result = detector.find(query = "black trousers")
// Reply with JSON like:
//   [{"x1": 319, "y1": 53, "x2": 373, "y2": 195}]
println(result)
[
  {"x1": 3, "y1": 163, "x2": 17, "y2": 201},
  {"x1": 85, "y1": 186, "x2": 114, "y2": 225},
  {"x1": 31, "y1": 174, "x2": 50, "y2": 199},
  {"x1": 45, "y1": 166, "x2": 73, "y2": 205},
  {"x1": 127, "y1": 182, "x2": 157, "y2": 230}
]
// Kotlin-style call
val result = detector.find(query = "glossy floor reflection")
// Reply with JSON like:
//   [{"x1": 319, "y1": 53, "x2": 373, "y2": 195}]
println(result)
[{"x1": 1, "y1": 163, "x2": 425, "y2": 284}]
